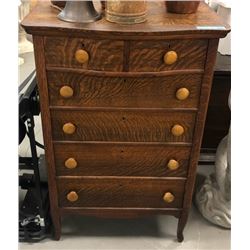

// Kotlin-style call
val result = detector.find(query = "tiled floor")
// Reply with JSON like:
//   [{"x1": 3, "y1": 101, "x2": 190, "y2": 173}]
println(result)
[{"x1": 19, "y1": 51, "x2": 230, "y2": 250}]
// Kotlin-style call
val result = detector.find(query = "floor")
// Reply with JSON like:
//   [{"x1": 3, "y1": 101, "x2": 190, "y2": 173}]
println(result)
[
  {"x1": 19, "y1": 204, "x2": 230, "y2": 250},
  {"x1": 19, "y1": 52, "x2": 230, "y2": 250}
]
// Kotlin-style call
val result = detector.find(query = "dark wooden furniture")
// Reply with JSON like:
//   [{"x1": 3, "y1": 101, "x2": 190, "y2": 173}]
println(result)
[
  {"x1": 202, "y1": 53, "x2": 231, "y2": 150},
  {"x1": 22, "y1": 1, "x2": 230, "y2": 242}
]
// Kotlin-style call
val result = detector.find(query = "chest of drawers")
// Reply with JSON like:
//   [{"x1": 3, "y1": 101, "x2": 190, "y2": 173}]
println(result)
[{"x1": 22, "y1": 1, "x2": 230, "y2": 242}]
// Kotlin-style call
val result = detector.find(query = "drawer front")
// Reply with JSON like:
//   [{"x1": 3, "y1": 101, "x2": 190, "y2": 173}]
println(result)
[
  {"x1": 48, "y1": 72, "x2": 202, "y2": 108},
  {"x1": 54, "y1": 143, "x2": 191, "y2": 177},
  {"x1": 44, "y1": 37, "x2": 124, "y2": 71},
  {"x1": 57, "y1": 177, "x2": 185, "y2": 208},
  {"x1": 129, "y1": 39, "x2": 208, "y2": 72},
  {"x1": 51, "y1": 110, "x2": 196, "y2": 142}
]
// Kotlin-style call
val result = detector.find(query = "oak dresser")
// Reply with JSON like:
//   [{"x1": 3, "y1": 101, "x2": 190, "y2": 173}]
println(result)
[{"x1": 22, "y1": 1, "x2": 230, "y2": 242}]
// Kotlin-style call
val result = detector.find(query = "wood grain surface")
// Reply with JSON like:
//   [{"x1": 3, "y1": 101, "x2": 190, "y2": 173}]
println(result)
[
  {"x1": 47, "y1": 71, "x2": 202, "y2": 108},
  {"x1": 129, "y1": 39, "x2": 207, "y2": 72},
  {"x1": 53, "y1": 142, "x2": 191, "y2": 177},
  {"x1": 21, "y1": 2, "x2": 230, "y2": 39},
  {"x1": 32, "y1": 36, "x2": 61, "y2": 240},
  {"x1": 176, "y1": 39, "x2": 220, "y2": 242},
  {"x1": 57, "y1": 177, "x2": 186, "y2": 208},
  {"x1": 60, "y1": 207, "x2": 181, "y2": 219},
  {"x1": 51, "y1": 109, "x2": 196, "y2": 142},
  {"x1": 44, "y1": 37, "x2": 124, "y2": 71},
  {"x1": 21, "y1": 0, "x2": 230, "y2": 241}
]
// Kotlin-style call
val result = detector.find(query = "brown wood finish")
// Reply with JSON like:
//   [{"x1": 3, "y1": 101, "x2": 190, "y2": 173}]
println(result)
[
  {"x1": 201, "y1": 53, "x2": 231, "y2": 149},
  {"x1": 57, "y1": 177, "x2": 186, "y2": 208},
  {"x1": 166, "y1": 1, "x2": 201, "y2": 14},
  {"x1": 60, "y1": 207, "x2": 181, "y2": 219},
  {"x1": 51, "y1": 109, "x2": 196, "y2": 142},
  {"x1": 47, "y1": 67, "x2": 204, "y2": 77},
  {"x1": 44, "y1": 37, "x2": 124, "y2": 71},
  {"x1": 177, "y1": 39, "x2": 220, "y2": 242},
  {"x1": 129, "y1": 39, "x2": 207, "y2": 72},
  {"x1": 21, "y1": 2, "x2": 230, "y2": 39},
  {"x1": 53, "y1": 142, "x2": 191, "y2": 177},
  {"x1": 22, "y1": 0, "x2": 230, "y2": 242},
  {"x1": 47, "y1": 72, "x2": 202, "y2": 108},
  {"x1": 32, "y1": 36, "x2": 61, "y2": 240}
]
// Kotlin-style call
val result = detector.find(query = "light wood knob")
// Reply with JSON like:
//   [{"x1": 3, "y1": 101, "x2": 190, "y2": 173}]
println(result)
[
  {"x1": 59, "y1": 86, "x2": 74, "y2": 98},
  {"x1": 75, "y1": 49, "x2": 89, "y2": 64},
  {"x1": 163, "y1": 192, "x2": 175, "y2": 203},
  {"x1": 65, "y1": 158, "x2": 78, "y2": 169},
  {"x1": 62, "y1": 123, "x2": 76, "y2": 135},
  {"x1": 164, "y1": 51, "x2": 178, "y2": 65},
  {"x1": 66, "y1": 191, "x2": 78, "y2": 202},
  {"x1": 167, "y1": 159, "x2": 179, "y2": 170},
  {"x1": 171, "y1": 124, "x2": 184, "y2": 137},
  {"x1": 176, "y1": 88, "x2": 190, "y2": 101}
]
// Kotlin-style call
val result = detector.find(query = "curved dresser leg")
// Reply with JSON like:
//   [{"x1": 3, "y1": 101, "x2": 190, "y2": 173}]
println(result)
[{"x1": 177, "y1": 211, "x2": 188, "y2": 242}]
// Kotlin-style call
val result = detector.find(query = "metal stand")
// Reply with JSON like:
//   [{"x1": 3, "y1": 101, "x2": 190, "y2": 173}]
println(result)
[{"x1": 19, "y1": 71, "x2": 50, "y2": 242}]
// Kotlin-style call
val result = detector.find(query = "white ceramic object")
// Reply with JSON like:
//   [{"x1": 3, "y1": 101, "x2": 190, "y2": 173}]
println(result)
[
  {"x1": 195, "y1": 92, "x2": 231, "y2": 228},
  {"x1": 206, "y1": 0, "x2": 231, "y2": 55},
  {"x1": 18, "y1": 0, "x2": 33, "y2": 57}
]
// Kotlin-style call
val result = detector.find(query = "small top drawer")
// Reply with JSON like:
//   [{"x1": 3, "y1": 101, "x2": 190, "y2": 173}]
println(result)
[
  {"x1": 44, "y1": 37, "x2": 124, "y2": 71},
  {"x1": 129, "y1": 39, "x2": 208, "y2": 72}
]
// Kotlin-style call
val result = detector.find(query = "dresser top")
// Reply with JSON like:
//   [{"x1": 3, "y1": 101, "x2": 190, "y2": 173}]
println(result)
[{"x1": 22, "y1": 1, "x2": 230, "y2": 39}]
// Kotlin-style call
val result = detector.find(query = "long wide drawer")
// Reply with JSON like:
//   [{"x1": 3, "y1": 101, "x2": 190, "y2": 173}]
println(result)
[
  {"x1": 47, "y1": 72, "x2": 202, "y2": 108},
  {"x1": 51, "y1": 109, "x2": 196, "y2": 142},
  {"x1": 57, "y1": 177, "x2": 186, "y2": 208},
  {"x1": 54, "y1": 142, "x2": 191, "y2": 177}
]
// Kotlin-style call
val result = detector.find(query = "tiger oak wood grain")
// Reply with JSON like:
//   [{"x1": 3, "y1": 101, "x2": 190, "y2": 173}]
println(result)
[
  {"x1": 32, "y1": 36, "x2": 61, "y2": 240},
  {"x1": 177, "y1": 39, "x2": 220, "y2": 242},
  {"x1": 47, "y1": 72, "x2": 202, "y2": 108},
  {"x1": 21, "y1": 1, "x2": 230, "y2": 39},
  {"x1": 21, "y1": 0, "x2": 230, "y2": 242},
  {"x1": 129, "y1": 39, "x2": 207, "y2": 72},
  {"x1": 53, "y1": 142, "x2": 191, "y2": 177},
  {"x1": 44, "y1": 37, "x2": 124, "y2": 71},
  {"x1": 51, "y1": 109, "x2": 196, "y2": 142},
  {"x1": 60, "y1": 207, "x2": 181, "y2": 219},
  {"x1": 57, "y1": 177, "x2": 185, "y2": 208}
]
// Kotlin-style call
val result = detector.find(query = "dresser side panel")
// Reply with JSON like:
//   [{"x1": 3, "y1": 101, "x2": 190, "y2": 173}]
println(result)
[
  {"x1": 182, "y1": 39, "x2": 220, "y2": 211},
  {"x1": 33, "y1": 35, "x2": 61, "y2": 235}
]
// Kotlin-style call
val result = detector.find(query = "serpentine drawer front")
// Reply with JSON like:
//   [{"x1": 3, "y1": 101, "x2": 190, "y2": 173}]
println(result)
[
  {"x1": 51, "y1": 109, "x2": 196, "y2": 142},
  {"x1": 47, "y1": 72, "x2": 202, "y2": 108},
  {"x1": 53, "y1": 143, "x2": 191, "y2": 177},
  {"x1": 22, "y1": 0, "x2": 230, "y2": 242},
  {"x1": 57, "y1": 177, "x2": 185, "y2": 208}
]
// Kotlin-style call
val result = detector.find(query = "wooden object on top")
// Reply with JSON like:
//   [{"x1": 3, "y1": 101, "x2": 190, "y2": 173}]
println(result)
[{"x1": 22, "y1": 1, "x2": 230, "y2": 38}]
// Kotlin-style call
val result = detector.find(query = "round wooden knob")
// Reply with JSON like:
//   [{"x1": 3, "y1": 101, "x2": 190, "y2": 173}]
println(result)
[
  {"x1": 171, "y1": 124, "x2": 184, "y2": 137},
  {"x1": 75, "y1": 49, "x2": 89, "y2": 64},
  {"x1": 164, "y1": 51, "x2": 178, "y2": 65},
  {"x1": 65, "y1": 158, "x2": 78, "y2": 169},
  {"x1": 163, "y1": 192, "x2": 175, "y2": 203},
  {"x1": 62, "y1": 123, "x2": 76, "y2": 135},
  {"x1": 66, "y1": 191, "x2": 78, "y2": 202},
  {"x1": 176, "y1": 88, "x2": 190, "y2": 101},
  {"x1": 167, "y1": 159, "x2": 179, "y2": 170},
  {"x1": 59, "y1": 86, "x2": 74, "y2": 98}
]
